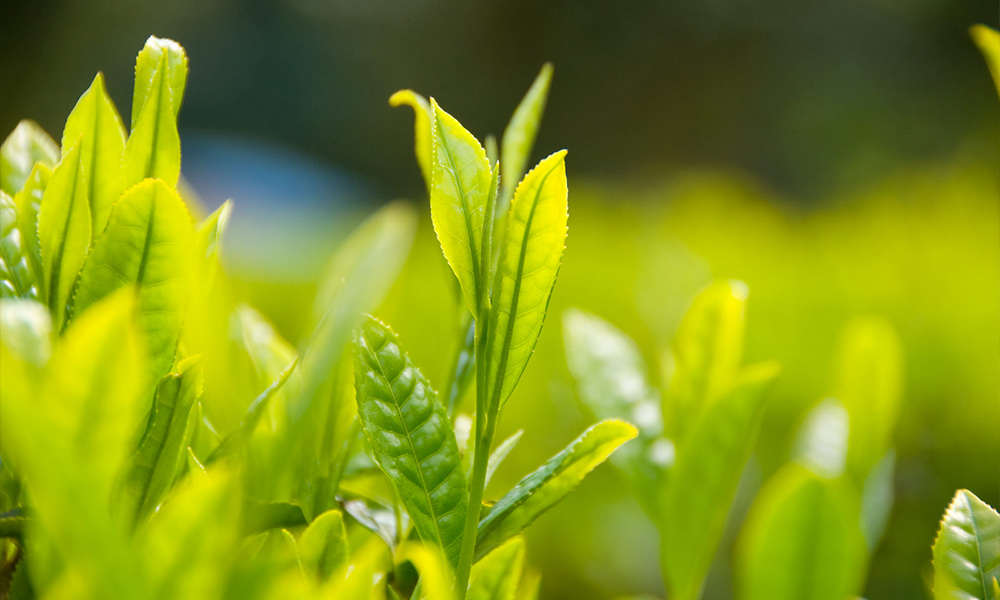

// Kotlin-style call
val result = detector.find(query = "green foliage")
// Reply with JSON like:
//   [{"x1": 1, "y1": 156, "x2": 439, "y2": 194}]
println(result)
[
  {"x1": 932, "y1": 490, "x2": 1000, "y2": 600},
  {"x1": 0, "y1": 120, "x2": 59, "y2": 196},
  {"x1": 0, "y1": 191, "x2": 37, "y2": 299},
  {"x1": 970, "y1": 25, "x2": 1000, "y2": 95}
]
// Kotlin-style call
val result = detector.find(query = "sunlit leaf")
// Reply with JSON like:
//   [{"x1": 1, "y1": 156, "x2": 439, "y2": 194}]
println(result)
[
  {"x1": 74, "y1": 178, "x2": 194, "y2": 382},
  {"x1": 970, "y1": 25, "x2": 1000, "y2": 96},
  {"x1": 12, "y1": 163, "x2": 51, "y2": 285},
  {"x1": 296, "y1": 509, "x2": 349, "y2": 583},
  {"x1": 500, "y1": 64, "x2": 553, "y2": 210},
  {"x1": 399, "y1": 543, "x2": 454, "y2": 600},
  {"x1": 468, "y1": 536, "x2": 525, "y2": 600},
  {"x1": 131, "y1": 36, "x2": 188, "y2": 130},
  {"x1": 195, "y1": 199, "x2": 233, "y2": 260},
  {"x1": 61, "y1": 73, "x2": 127, "y2": 234},
  {"x1": 121, "y1": 356, "x2": 204, "y2": 528},
  {"x1": 485, "y1": 150, "x2": 568, "y2": 411},
  {"x1": 37, "y1": 141, "x2": 90, "y2": 327},
  {"x1": 0, "y1": 191, "x2": 38, "y2": 299},
  {"x1": 737, "y1": 465, "x2": 866, "y2": 600},
  {"x1": 123, "y1": 52, "x2": 181, "y2": 188},
  {"x1": 476, "y1": 419, "x2": 636, "y2": 560},
  {"x1": 354, "y1": 315, "x2": 468, "y2": 567},
  {"x1": 932, "y1": 489, "x2": 1000, "y2": 600},
  {"x1": 429, "y1": 98, "x2": 493, "y2": 316},
  {"x1": 390, "y1": 90, "x2": 433, "y2": 190},
  {"x1": 0, "y1": 120, "x2": 59, "y2": 196},
  {"x1": 662, "y1": 362, "x2": 779, "y2": 600}
]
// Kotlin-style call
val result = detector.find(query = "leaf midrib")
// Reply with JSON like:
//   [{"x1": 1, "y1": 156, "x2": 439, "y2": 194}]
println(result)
[{"x1": 433, "y1": 115, "x2": 481, "y2": 305}]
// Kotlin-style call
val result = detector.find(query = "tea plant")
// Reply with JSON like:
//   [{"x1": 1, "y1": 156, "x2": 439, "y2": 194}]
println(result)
[{"x1": 932, "y1": 489, "x2": 999, "y2": 600}]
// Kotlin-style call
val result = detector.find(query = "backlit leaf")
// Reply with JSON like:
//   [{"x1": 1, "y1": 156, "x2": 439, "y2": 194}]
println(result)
[
  {"x1": 0, "y1": 191, "x2": 38, "y2": 299},
  {"x1": 37, "y1": 141, "x2": 91, "y2": 327},
  {"x1": 390, "y1": 90, "x2": 433, "y2": 190},
  {"x1": 399, "y1": 543, "x2": 454, "y2": 600},
  {"x1": 500, "y1": 64, "x2": 553, "y2": 210},
  {"x1": 123, "y1": 52, "x2": 181, "y2": 188},
  {"x1": 296, "y1": 509, "x2": 349, "y2": 583},
  {"x1": 1, "y1": 120, "x2": 59, "y2": 196},
  {"x1": 429, "y1": 99, "x2": 493, "y2": 316},
  {"x1": 354, "y1": 316, "x2": 468, "y2": 566},
  {"x1": 61, "y1": 73, "x2": 127, "y2": 234},
  {"x1": 662, "y1": 362, "x2": 779, "y2": 600},
  {"x1": 475, "y1": 419, "x2": 636, "y2": 560},
  {"x1": 195, "y1": 199, "x2": 233, "y2": 259},
  {"x1": 74, "y1": 179, "x2": 194, "y2": 383},
  {"x1": 468, "y1": 536, "x2": 525, "y2": 600},
  {"x1": 486, "y1": 429, "x2": 523, "y2": 487},
  {"x1": 12, "y1": 163, "x2": 50, "y2": 286},
  {"x1": 932, "y1": 489, "x2": 1000, "y2": 600},
  {"x1": 131, "y1": 36, "x2": 188, "y2": 130},
  {"x1": 485, "y1": 150, "x2": 568, "y2": 410}
]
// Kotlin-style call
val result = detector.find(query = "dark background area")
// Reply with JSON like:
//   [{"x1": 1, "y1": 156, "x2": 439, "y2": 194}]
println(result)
[{"x1": 2, "y1": 0, "x2": 997, "y2": 203}]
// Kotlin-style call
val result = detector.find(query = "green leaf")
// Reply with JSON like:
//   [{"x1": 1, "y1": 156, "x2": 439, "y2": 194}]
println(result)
[
  {"x1": 971, "y1": 25, "x2": 1000, "y2": 96},
  {"x1": 123, "y1": 51, "x2": 182, "y2": 188},
  {"x1": 131, "y1": 36, "x2": 188, "y2": 130},
  {"x1": 737, "y1": 465, "x2": 866, "y2": 600},
  {"x1": 12, "y1": 163, "x2": 51, "y2": 287},
  {"x1": 196, "y1": 200, "x2": 233, "y2": 259},
  {"x1": 390, "y1": 90, "x2": 433, "y2": 190},
  {"x1": 662, "y1": 362, "x2": 779, "y2": 600},
  {"x1": 476, "y1": 419, "x2": 637, "y2": 560},
  {"x1": 665, "y1": 280, "x2": 748, "y2": 428},
  {"x1": 468, "y1": 536, "x2": 525, "y2": 600},
  {"x1": 37, "y1": 141, "x2": 91, "y2": 327},
  {"x1": 500, "y1": 64, "x2": 553, "y2": 210},
  {"x1": 485, "y1": 429, "x2": 523, "y2": 487},
  {"x1": 354, "y1": 315, "x2": 469, "y2": 567},
  {"x1": 1, "y1": 120, "x2": 59, "y2": 196},
  {"x1": 296, "y1": 509, "x2": 349, "y2": 583},
  {"x1": 61, "y1": 73, "x2": 127, "y2": 235},
  {"x1": 121, "y1": 356, "x2": 204, "y2": 528},
  {"x1": 485, "y1": 150, "x2": 568, "y2": 411},
  {"x1": 0, "y1": 191, "x2": 38, "y2": 299},
  {"x1": 429, "y1": 98, "x2": 493, "y2": 316},
  {"x1": 859, "y1": 450, "x2": 895, "y2": 551},
  {"x1": 836, "y1": 318, "x2": 903, "y2": 484},
  {"x1": 933, "y1": 489, "x2": 1000, "y2": 600},
  {"x1": 74, "y1": 178, "x2": 194, "y2": 383},
  {"x1": 399, "y1": 543, "x2": 455, "y2": 600}
]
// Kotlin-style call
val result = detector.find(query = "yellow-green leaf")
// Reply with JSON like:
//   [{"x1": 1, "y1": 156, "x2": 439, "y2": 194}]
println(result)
[
  {"x1": 61, "y1": 73, "x2": 127, "y2": 234},
  {"x1": 500, "y1": 64, "x2": 553, "y2": 210},
  {"x1": 932, "y1": 489, "x2": 1000, "y2": 600},
  {"x1": 13, "y1": 163, "x2": 51, "y2": 287},
  {"x1": 131, "y1": 36, "x2": 189, "y2": 129},
  {"x1": 296, "y1": 509, "x2": 349, "y2": 584},
  {"x1": 37, "y1": 141, "x2": 91, "y2": 327},
  {"x1": 195, "y1": 200, "x2": 233, "y2": 260},
  {"x1": 468, "y1": 536, "x2": 525, "y2": 600},
  {"x1": 399, "y1": 543, "x2": 455, "y2": 600},
  {"x1": 1, "y1": 120, "x2": 59, "y2": 196},
  {"x1": 0, "y1": 191, "x2": 37, "y2": 299},
  {"x1": 971, "y1": 25, "x2": 1000, "y2": 97},
  {"x1": 74, "y1": 178, "x2": 194, "y2": 383},
  {"x1": 485, "y1": 150, "x2": 568, "y2": 410},
  {"x1": 123, "y1": 52, "x2": 181, "y2": 188},
  {"x1": 429, "y1": 99, "x2": 493, "y2": 316},
  {"x1": 390, "y1": 90, "x2": 433, "y2": 190}
]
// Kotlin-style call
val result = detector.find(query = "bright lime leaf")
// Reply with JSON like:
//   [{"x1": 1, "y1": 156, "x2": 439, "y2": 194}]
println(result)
[
  {"x1": 37, "y1": 141, "x2": 91, "y2": 327},
  {"x1": 399, "y1": 543, "x2": 455, "y2": 600},
  {"x1": 13, "y1": 163, "x2": 51, "y2": 286},
  {"x1": 837, "y1": 318, "x2": 903, "y2": 484},
  {"x1": 970, "y1": 25, "x2": 1000, "y2": 96},
  {"x1": 476, "y1": 419, "x2": 637, "y2": 560},
  {"x1": 485, "y1": 150, "x2": 568, "y2": 410},
  {"x1": 738, "y1": 466, "x2": 866, "y2": 600},
  {"x1": 429, "y1": 98, "x2": 493, "y2": 316},
  {"x1": 324, "y1": 540, "x2": 391, "y2": 599},
  {"x1": 296, "y1": 509, "x2": 349, "y2": 583},
  {"x1": 196, "y1": 200, "x2": 233, "y2": 259},
  {"x1": 354, "y1": 316, "x2": 469, "y2": 567},
  {"x1": 0, "y1": 120, "x2": 59, "y2": 196},
  {"x1": 131, "y1": 36, "x2": 188, "y2": 129},
  {"x1": 932, "y1": 489, "x2": 1000, "y2": 600},
  {"x1": 123, "y1": 52, "x2": 181, "y2": 188},
  {"x1": 61, "y1": 73, "x2": 127, "y2": 234},
  {"x1": 121, "y1": 356, "x2": 204, "y2": 528},
  {"x1": 662, "y1": 362, "x2": 779, "y2": 600},
  {"x1": 390, "y1": 90, "x2": 433, "y2": 190},
  {"x1": 0, "y1": 191, "x2": 38, "y2": 299},
  {"x1": 74, "y1": 178, "x2": 194, "y2": 383},
  {"x1": 468, "y1": 536, "x2": 525, "y2": 600},
  {"x1": 500, "y1": 64, "x2": 553, "y2": 210}
]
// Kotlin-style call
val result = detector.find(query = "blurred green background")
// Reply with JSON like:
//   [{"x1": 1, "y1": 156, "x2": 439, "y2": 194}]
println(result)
[{"x1": 2, "y1": 1, "x2": 997, "y2": 598}]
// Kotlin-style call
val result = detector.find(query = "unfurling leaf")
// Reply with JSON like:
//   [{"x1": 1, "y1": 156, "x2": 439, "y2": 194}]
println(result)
[
  {"x1": 500, "y1": 64, "x2": 553, "y2": 210},
  {"x1": 485, "y1": 150, "x2": 568, "y2": 411},
  {"x1": 123, "y1": 49, "x2": 182, "y2": 188},
  {"x1": 74, "y1": 178, "x2": 194, "y2": 383},
  {"x1": 468, "y1": 536, "x2": 525, "y2": 600},
  {"x1": 354, "y1": 316, "x2": 469, "y2": 567},
  {"x1": 196, "y1": 200, "x2": 233, "y2": 260},
  {"x1": 0, "y1": 191, "x2": 38, "y2": 299},
  {"x1": 37, "y1": 141, "x2": 91, "y2": 327},
  {"x1": 131, "y1": 36, "x2": 189, "y2": 130},
  {"x1": 932, "y1": 489, "x2": 1000, "y2": 600},
  {"x1": 390, "y1": 90, "x2": 433, "y2": 190},
  {"x1": 475, "y1": 419, "x2": 636, "y2": 560},
  {"x1": 429, "y1": 98, "x2": 493, "y2": 316},
  {"x1": 61, "y1": 73, "x2": 127, "y2": 235},
  {"x1": 13, "y1": 163, "x2": 51, "y2": 285},
  {"x1": 1, "y1": 120, "x2": 59, "y2": 196},
  {"x1": 296, "y1": 509, "x2": 349, "y2": 583}
]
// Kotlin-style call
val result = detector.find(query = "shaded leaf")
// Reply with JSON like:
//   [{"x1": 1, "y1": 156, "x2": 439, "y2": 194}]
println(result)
[
  {"x1": 0, "y1": 120, "x2": 59, "y2": 196},
  {"x1": 486, "y1": 429, "x2": 523, "y2": 487},
  {"x1": 933, "y1": 489, "x2": 1000, "y2": 600},
  {"x1": 500, "y1": 64, "x2": 553, "y2": 210},
  {"x1": 61, "y1": 73, "x2": 127, "y2": 234},
  {"x1": 0, "y1": 191, "x2": 37, "y2": 299},
  {"x1": 476, "y1": 419, "x2": 636, "y2": 560},
  {"x1": 859, "y1": 450, "x2": 895, "y2": 551},
  {"x1": 468, "y1": 536, "x2": 525, "y2": 600},
  {"x1": 296, "y1": 509, "x2": 349, "y2": 583},
  {"x1": 485, "y1": 150, "x2": 568, "y2": 411},
  {"x1": 390, "y1": 90, "x2": 433, "y2": 190}
]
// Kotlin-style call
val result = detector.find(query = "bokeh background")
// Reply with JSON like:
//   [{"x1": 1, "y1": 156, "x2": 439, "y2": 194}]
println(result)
[{"x1": 2, "y1": 1, "x2": 998, "y2": 598}]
